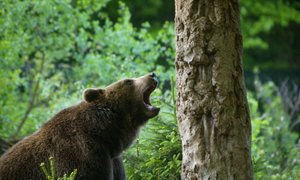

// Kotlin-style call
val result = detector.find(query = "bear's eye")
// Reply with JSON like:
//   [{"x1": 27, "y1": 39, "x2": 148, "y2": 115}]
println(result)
[{"x1": 124, "y1": 79, "x2": 133, "y2": 86}]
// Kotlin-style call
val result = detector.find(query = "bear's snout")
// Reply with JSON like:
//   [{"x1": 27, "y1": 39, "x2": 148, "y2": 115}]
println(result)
[
  {"x1": 149, "y1": 72, "x2": 157, "y2": 78},
  {"x1": 148, "y1": 72, "x2": 159, "y2": 86}
]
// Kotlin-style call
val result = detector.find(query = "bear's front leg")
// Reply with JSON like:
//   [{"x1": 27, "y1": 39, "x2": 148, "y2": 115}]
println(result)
[
  {"x1": 76, "y1": 154, "x2": 113, "y2": 180},
  {"x1": 112, "y1": 156, "x2": 126, "y2": 180}
]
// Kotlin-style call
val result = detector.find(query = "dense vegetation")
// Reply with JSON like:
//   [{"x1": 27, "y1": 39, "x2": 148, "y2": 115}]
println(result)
[{"x1": 0, "y1": 0, "x2": 299, "y2": 179}]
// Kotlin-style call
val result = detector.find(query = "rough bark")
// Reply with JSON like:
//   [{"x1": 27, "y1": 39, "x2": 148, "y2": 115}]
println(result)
[{"x1": 175, "y1": 0, "x2": 253, "y2": 179}]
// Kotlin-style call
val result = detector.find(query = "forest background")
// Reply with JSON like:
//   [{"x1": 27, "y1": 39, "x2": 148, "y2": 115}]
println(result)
[{"x1": 0, "y1": 0, "x2": 299, "y2": 179}]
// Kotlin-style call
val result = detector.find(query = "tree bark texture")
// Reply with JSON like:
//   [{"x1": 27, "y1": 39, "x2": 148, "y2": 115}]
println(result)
[{"x1": 175, "y1": 0, "x2": 253, "y2": 179}]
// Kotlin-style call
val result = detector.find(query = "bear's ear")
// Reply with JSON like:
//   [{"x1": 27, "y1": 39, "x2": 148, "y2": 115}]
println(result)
[{"x1": 83, "y1": 88, "x2": 105, "y2": 103}]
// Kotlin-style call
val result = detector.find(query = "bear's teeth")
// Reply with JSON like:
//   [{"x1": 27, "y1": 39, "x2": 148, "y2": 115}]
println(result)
[
  {"x1": 144, "y1": 102, "x2": 152, "y2": 108},
  {"x1": 144, "y1": 102, "x2": 158, "y2": 111}
]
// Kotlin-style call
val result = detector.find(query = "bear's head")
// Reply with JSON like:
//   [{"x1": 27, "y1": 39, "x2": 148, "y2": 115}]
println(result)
[{"x1": 83, "y1": 73, "x2": 160, "y2": 125}]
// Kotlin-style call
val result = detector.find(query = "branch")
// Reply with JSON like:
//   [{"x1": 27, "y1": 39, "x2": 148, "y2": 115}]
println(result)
[{"x1": 11, "y1": 52, "x2": 46, "y2": 139}]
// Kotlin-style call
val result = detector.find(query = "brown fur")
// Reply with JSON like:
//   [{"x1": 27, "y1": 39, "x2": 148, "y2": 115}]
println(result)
[{"x1": 0, "y1": 73, "x2": 159, "y2": 180}]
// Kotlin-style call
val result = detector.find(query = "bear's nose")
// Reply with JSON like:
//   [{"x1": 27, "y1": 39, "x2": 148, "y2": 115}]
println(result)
[
  {"x1": 149, "y1": 72, "x2": 157, "y2": 78},
  {"x1": 149, "y1": 72, "x2": 159, "y2": 85}
]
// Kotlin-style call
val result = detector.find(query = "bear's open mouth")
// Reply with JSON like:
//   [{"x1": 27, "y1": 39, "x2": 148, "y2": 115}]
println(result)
[
  {"x1": 143, "y1": 85, "x2": 156, "y2": 106},
  {"x1": 143, "y1": 83, "x2": 160, "y2": 117}
]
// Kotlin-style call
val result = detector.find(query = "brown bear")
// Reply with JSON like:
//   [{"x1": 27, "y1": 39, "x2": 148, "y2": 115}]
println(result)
[{"x1": 0, "y1": 73, "x2": 160, "y2": 180}]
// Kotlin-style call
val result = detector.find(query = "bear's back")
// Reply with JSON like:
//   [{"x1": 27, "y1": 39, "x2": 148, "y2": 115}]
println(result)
[{"x1": 0, "y1": 132, "x2": 48, "y2": 179}]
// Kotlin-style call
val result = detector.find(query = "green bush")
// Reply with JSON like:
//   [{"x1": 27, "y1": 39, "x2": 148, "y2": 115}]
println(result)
[{"x1": 40, "y1": 157, "x2": 77, "y2": 180}]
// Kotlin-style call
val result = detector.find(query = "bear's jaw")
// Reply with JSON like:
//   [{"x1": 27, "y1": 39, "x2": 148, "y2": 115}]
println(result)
[{"x1": 143, "y1": 82, "x2": 160, "y2": 118}]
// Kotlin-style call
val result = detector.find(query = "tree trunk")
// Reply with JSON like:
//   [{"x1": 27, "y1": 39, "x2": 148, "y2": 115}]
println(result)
[{"x1": 175, "y1": 0, "x2": 253, "y2": 179}]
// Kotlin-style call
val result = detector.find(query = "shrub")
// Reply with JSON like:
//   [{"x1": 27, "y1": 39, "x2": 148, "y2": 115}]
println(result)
[{"x1": 40, "y1": 157, "x2": 77, "y2": 180}]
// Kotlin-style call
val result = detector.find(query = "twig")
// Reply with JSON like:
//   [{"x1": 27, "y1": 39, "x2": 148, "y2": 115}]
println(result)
[{"x1": 11, "y1": 52, "x2": 46, "y2": 139}]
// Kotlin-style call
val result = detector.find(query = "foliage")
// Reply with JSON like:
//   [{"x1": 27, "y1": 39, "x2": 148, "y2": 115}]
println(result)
[
  {"x1": 0, "y1": 0, "x2": 97, "y2": 138},
  {"x1": 249, "y1": 77, "x2": 300, "y2": 179},
  {"x1": 240, "y1": 0, "x2": 300, "y2": 49},
  {"x1": 104, "y1": 0, "x2": 174, "y2": 28},
  {"x1": 240, "y1": 0, "x2": 300, "y2": 75},
  {"x1": 40, "y1": 157, "x2": 77, "y2": 180},
  {"x1": 279, "y1": 80, "x2": 300, "y2": 132}
]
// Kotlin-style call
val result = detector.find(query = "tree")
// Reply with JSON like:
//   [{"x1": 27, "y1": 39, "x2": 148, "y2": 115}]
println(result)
[{"x1": 175, "y1": 0, "x2": 253, "y2": 179}]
